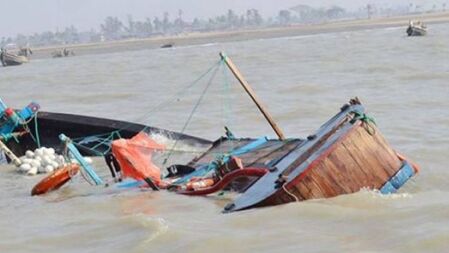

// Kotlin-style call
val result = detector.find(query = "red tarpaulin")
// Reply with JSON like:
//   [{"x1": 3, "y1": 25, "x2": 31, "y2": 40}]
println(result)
[{"x1": 111, "y1": 132, "x2": 165, "y2": 186}]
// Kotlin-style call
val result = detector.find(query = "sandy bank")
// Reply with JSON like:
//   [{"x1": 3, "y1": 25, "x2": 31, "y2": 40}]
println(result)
[{"x1": 31, "y1": 11, "x2": 449, "y2": 59}]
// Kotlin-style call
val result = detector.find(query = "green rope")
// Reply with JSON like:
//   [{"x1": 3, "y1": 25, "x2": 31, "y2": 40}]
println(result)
[
  {"x1": 72, "y1": 130, "x2": 123, "y2": 155},
  {"x1": 72, "y1": 132, "x2": 117, "y2": 142},
  {"x1": 221, "y1": 59, "x2": 233, "y2": 135},
  {"x1": 90, "y1": 135, "x2": 113, "y2": 150},
  {"x1": 351, "y1": 111, "x2": 376, "y2": 135},
  {"x1": 220, "y1": 61, "x2": 238, "y2": 159},
  {"x1": 72, "y1": 141, "x2": 107, "y2": 156}
]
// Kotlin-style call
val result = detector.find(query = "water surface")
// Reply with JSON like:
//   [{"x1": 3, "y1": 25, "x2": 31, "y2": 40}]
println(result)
[{"x1": 1, "y1": 24, "x2": 448, "y2": 252}]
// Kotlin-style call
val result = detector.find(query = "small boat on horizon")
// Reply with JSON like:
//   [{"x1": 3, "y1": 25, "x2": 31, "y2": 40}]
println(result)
[
  {"x1": 407, "y1": 20, "x2": 427, "y2": 36},
  {"x1": 0, "y1": 44, "x2": 31, "y2": 66},
  {"x1": 1, "y1": 50, "x2": 29, "y2": 66},
  {"x1": 52, "y1": 48, "x2": 75, "y2": 58},
  {"x1": 161, "y1": 43, "x2": 174, "y2": 48}
]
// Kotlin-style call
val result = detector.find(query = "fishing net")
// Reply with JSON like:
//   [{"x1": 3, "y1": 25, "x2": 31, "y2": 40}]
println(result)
[{"x1": 111, "y1": 132, "x2": 165, "y2": 185}]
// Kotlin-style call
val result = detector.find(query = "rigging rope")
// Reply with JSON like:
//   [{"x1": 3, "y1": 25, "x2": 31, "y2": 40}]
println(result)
[
  {"x1": 69, "y1": 59, "x2": 224, "y2": 150},
  {"x1": 163, "y1": 61, "x2": 221, "y2": 165},
  {"x1": 21, "y1": 113, "x2": 41, "y2": 147},
  {"x1": 220, "y1": 58, "x2": 238, "y2": 154}
]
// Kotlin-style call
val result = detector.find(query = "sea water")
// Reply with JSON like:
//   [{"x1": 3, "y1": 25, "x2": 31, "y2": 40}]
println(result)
[{"x1": 0, "y1": 24, "x2": 448, "y2": 252}]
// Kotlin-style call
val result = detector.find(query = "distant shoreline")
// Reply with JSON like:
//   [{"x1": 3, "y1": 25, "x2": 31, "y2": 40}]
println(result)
[{"x1": 32, "y1": 11, "x2": 449, "y2": 59}]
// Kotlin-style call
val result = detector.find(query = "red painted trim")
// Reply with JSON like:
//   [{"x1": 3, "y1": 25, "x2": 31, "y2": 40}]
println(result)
[{"x1": 177, "y1": 167, "x2": 268, "y2": 196}]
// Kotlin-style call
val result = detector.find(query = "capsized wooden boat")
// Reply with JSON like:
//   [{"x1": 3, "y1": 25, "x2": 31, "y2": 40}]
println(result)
[
  {"x1": 407, "y1": 21, "x2": 427, "y2": 36},
  {"x1": 4, "y1": 111, "x2": 212, "y2": 158},
  {"x1": 25, "y1": 53, "x2": 419, "y2": 213},
  {"x1": 220, "y1": 98, "x2": 418, "y2": 212},
  {"x1": 160, "y1": 54, "x2": 418, "y2": 212}
]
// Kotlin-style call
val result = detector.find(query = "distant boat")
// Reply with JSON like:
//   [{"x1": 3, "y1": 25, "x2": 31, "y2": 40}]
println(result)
[
  {"x1": 52, "y1": 48, "x2": 75, "y2": 58},
  {"x1": 161, "y1": 43, "x2": 174, "y2": 48},
  {"x1": 0, "y1": 44, "x2": 30, "y2": 66},
  {"x1": 0, "y1": 51, "x2": 28, "y2": 66},
  {"x1": 407, "y1": 21, "x2": 427, "y2": 36}
]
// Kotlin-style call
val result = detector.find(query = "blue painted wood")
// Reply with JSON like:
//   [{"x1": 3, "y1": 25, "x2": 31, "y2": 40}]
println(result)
[
  {"x1": 59, "y1": 134, "x2": 104, "y2": 185},
  {"x1": 116, "y1": 179, "x2": 146, "y2": 189},
  {"x1": 0, "y1": 99, "x2": 7, "y2": 111},
  {"x1": 389, "y1": 161, "x2": 414, "y2": 189},
  {"x1": 379, "y1": 161, "x2": 415, "y2": 194},
  {"x1": 380, "y1": 181, "x2": 397, "y2": 194},
  {"x1": 173, "y1": 137, "x2": 269, "y2": 185},
  {"x1": 0, "y1": 100, "x2": 39, "y2": 136}
]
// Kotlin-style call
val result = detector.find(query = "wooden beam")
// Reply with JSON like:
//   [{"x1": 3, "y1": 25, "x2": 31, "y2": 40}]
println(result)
[
  {"x1": 0, "y1": 140, "x2": 21, "y2": 166},
  {"x1": 220, "y1": 52, "x2": 286, "y2": 140}
]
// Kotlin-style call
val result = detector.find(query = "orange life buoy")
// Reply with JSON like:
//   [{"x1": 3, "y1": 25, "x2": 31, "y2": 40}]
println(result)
[{"x1": 31, "y1": 164, "x2": 80, "y2": 196}]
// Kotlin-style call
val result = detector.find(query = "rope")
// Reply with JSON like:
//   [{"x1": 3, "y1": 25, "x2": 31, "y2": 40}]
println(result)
[
  {"x1": 137, "y1": 59, "x2": 223, "y2": 130},
  {"x1": 282, "y1": 183, "x2": 299, "y2": 202},
  {"x1": 351, "y1": 111, "x2": 376, "y2": 135},
  {"x1": 20, "y1": 113, "x2": 41, "y2": 147},
  {"x1": 220, "y1": 60, "x2": 240, "y2": 153},
  {"x1": 68, "y1": 138, "x2": 284, "y2": 158},
  {"x1": 78, "y1": 165, "x2": 97, "y2": 186},
  {"x1": 222, "y1": 60, "x2": 233, "y2": 136},
  {"x1": 67, "y1": 59, "x2": 224, "y2": 149},
  {"x1": 61, "y1": 138, "x2": 98, "y2": 186},
  {"x1": 0, "y1": 133, "x2": 19, "y2": 143},
  {"x1": 163, "y1": 63, "x2": 220, "y2": 165}
]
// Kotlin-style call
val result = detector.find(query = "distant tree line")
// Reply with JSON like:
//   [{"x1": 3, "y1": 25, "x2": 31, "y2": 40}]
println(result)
[{"x1": 0, "y1": 3, "x2": 446, "y2": 48}]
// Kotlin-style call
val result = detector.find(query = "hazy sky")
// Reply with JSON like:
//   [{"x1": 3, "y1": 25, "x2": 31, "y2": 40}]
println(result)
[{"x1": 1, "y1": 0, "x2": 443, "y2": 38}]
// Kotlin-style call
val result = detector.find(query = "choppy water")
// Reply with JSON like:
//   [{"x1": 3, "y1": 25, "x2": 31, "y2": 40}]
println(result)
[{"x1": 1, "y1": 24, "x2": 449, "y2": 252}]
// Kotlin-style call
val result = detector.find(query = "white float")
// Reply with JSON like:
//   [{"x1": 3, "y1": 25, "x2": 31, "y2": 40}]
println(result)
[{"x1": 15, "y1": 147, "x2": 93, "y2": 176}]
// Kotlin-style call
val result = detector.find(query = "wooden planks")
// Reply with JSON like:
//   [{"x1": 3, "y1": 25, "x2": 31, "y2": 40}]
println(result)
[{"x1": 269, "y1": 123, "x2": 403, "y2": 204}]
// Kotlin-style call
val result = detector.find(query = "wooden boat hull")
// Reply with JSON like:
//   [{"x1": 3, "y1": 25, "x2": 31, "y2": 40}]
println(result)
[
  {"x1": 1, "y1": 53, "x2": 28, "y2": 66},
  {"x1": 224, "y1": 100, "x2": 417, "y2": 212},
  {"x1": 5, "y1": 111, "x2": 212, "y2": 157}
]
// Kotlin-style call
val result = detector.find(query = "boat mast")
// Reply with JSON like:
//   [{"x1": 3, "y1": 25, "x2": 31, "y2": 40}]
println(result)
[{"x1": 219, "y1": 52, "x2": 286, "y2": 140}]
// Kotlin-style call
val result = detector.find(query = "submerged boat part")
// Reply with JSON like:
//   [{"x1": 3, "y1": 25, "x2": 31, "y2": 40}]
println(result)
[
  {"x1": 5, "y1": 111, "x2": 212, "y2": 158},
  {"x1": 24, "y1": 54, "x2": 419, "y2": 213},
  {"x1": 224, "y1": 99, "x2": 418, "y2": 212}
]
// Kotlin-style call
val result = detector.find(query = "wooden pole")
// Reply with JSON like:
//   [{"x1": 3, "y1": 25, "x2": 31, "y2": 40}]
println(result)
[
  {"x1": 220, "y1": 52, "x2": 285, "y2": 140},
  {"x1": 0, "y1": 140, "x2": 21, "y2": 166}
]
